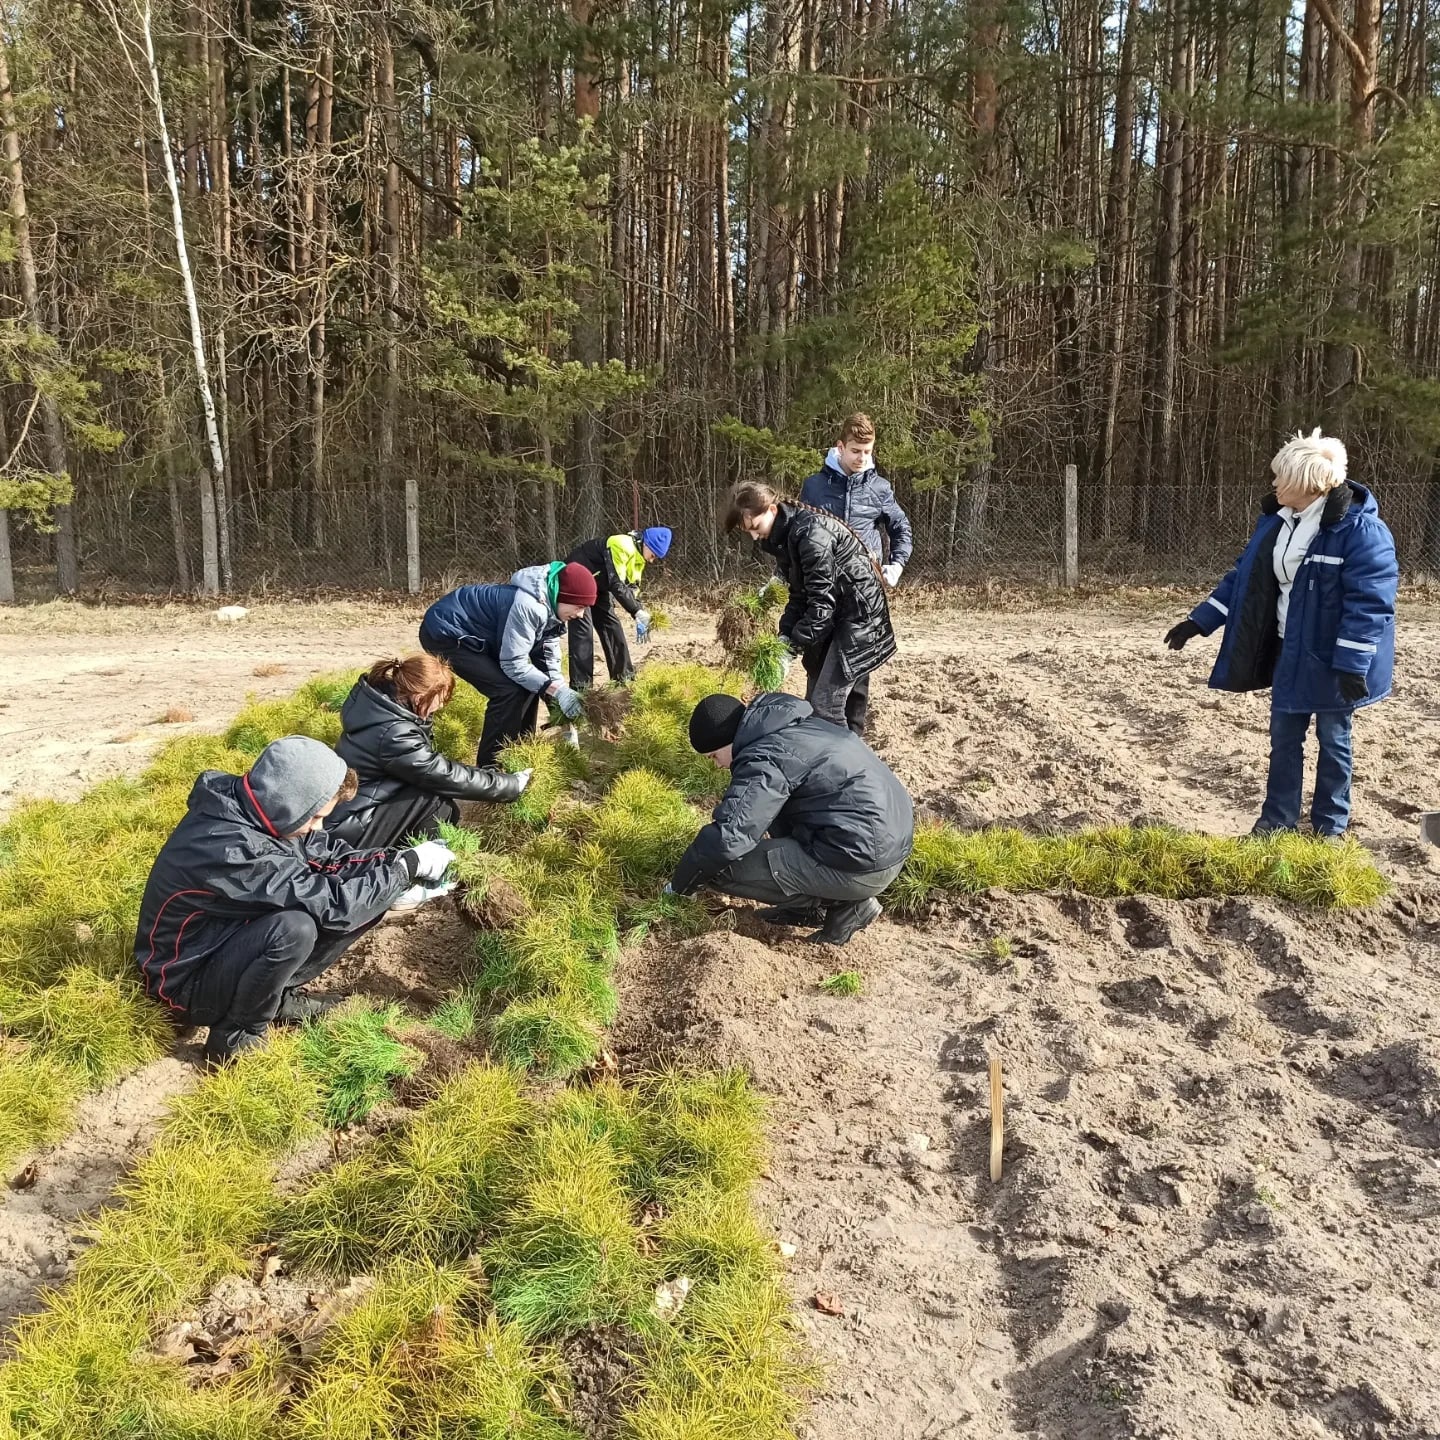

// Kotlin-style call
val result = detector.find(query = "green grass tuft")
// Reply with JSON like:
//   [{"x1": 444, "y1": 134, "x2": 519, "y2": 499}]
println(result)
[
  {"x1": 820, "y1": 970, "x2": 863, "y2": 997},
  {"x1": 298, "y1": 1000, "x2": 422, "y2": 1127}
]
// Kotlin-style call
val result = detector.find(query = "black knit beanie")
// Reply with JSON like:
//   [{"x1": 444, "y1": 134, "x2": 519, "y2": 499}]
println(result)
[{"x1": 688, "y1": 694, "x2": 745, "y2": 753}]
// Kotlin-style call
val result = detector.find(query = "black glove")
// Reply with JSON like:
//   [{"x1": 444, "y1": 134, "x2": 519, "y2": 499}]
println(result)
[
  {"x1": 1336, "y1": 670, "x2": 1368, "y2": 703},
  {"x1": 1164, "y1": 619, "x2": 1202, "y2": 651}
]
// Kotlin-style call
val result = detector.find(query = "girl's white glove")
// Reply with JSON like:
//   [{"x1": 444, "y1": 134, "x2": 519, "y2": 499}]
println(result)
[{"x1": 881, "y1": 562, "x2": 903, "y2": 588}]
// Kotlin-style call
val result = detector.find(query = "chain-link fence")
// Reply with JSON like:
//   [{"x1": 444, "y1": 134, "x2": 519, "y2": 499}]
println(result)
[{"x1": 9, "y1": 473, "x2": 1440, "y2": 595}]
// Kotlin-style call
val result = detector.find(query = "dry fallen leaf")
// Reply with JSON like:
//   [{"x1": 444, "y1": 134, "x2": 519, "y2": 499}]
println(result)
[
  {"x1": 654, "y1": 1276, "x2": 692, "y2": 1319},
  {"x1": 9, "y1": 1163, "x2": 39, "y2": 1191},
  {"x1": 258, "y1": 1250, "x2": 283, "y2": 1286},
  {"x1": 812, "y1": 1291, "x2": 845, "y2": 1317}
]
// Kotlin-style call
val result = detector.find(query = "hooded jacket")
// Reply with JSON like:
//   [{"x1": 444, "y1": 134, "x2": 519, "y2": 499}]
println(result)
[
  {"x1": 799, "y1": 448, "x2": 914, "y2": 567},
  {"x1": 1189, "y1": 481, "x2": 1397, "y2": 713},
  {"x1": 670, "y1": 693, "x2": 914, "y2": 895},
  {"x1": 328, "y1": 678, "x2": 524, "y2": 831},
  {"x1": 762, "y1": 503, "x2": 897, "y2": 682},
  {"x1": 420, "y1": 574, "x2": 564, "y2": 694},
  {"x1": 566, "y1": 533, "x2": 646, "y2": 616},
  {"x1": 135, "y1": 768, "x2": 417, "y2": 1014}
]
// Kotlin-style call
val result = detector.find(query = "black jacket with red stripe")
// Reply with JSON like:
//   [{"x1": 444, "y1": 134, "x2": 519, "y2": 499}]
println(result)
[{"x1": 134, "y1": 769, "x2": 418, "y2": 1014}]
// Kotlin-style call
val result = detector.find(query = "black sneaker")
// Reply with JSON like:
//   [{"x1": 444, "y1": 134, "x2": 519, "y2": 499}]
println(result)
[
  {"x1": 806, "y1": 897, "x2": 883, "y2": 947},
  {"x1": 202, "y1": 1027, "x2": 267, "y2": 1068},
  {"x1": 274, "y1": 989, "x2": 341, "y2": 1025},
  {"x1": 755, "y1": 899, "x2": 826, "y2": 926}
]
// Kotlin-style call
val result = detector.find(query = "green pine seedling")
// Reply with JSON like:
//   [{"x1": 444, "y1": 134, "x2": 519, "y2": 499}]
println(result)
[
  {"x1": 820, "y1": 970, "x2": 863, "y2": 998},
  {"x1": 744, "y1": 633, "x2": 791, "y2": 693},
  {"x1": 490, "y1": 996, "x2": 603, "y2": 1078},
  {"x1": 298, "y1": 1000, "x2": 422, "y2": 1127}
]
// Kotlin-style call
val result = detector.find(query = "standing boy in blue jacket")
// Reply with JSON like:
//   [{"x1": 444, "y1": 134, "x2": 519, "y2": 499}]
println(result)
[
  {"x1": 799, "y1": 413, "x2": 913, "y2": 587},
  {"x1": 1164, "y1": 429, "x2": 1398, "y2": 839}
]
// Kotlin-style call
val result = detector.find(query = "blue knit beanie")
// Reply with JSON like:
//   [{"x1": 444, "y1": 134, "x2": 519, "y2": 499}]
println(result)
[{"x1": 642, "y1": 526, "x2": 672, "y2": 559}]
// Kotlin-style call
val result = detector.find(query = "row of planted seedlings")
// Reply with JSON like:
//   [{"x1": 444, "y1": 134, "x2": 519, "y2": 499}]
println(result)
[{"x1": 0, "y1": 661, "x2": 814, "y2": 1439}]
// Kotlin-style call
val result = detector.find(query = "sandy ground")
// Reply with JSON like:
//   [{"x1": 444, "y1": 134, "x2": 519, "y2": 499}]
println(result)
[{"x1": 4, "y1": 597, "x2": 1440, "y2": 1438}]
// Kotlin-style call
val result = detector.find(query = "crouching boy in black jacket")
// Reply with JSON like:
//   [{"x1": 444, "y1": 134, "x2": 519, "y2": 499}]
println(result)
[
  {"x1": 135, "y1": 736, "x2": 452, "y2": 1065},
  {"x1": 665, "y1": 693, "x2": 914, "y2": 945}
]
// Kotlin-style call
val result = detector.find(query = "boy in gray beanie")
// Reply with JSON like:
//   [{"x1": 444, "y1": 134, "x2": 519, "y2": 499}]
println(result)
[{"x1": 135, "y1": 736, "x2": 454, "y2": 1065}]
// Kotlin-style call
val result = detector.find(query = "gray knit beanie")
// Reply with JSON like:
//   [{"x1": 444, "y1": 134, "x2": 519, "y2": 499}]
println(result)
[{"x1": 245, "y1": 736, "x2": 347, "y2": 835}]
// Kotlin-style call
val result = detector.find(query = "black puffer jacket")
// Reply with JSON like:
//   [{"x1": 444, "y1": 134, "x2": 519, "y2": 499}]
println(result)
[
  {"x1": 330, "y1": 678, "x2": 524, "y2": 828},
  {"x1": 762, "y1": 504, "x2": 897, "y2": 681},
  {"x1": 670, "y1": 693, "x2": 914, "y2": 895},
  {"x1": 136, "y1": 770, "x2": 416, "y2": 1014}
]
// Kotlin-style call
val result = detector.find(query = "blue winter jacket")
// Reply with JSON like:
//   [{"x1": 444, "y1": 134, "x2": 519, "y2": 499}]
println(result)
[
  {"x1": 419, "y1": 577, "x2": 563, "y2": 694},
  {"x1": 798, "y1": 448, "x2": 914, "y2": 567},
  {"x1": 1189, "y1": 482, "x2": 1397, "y2": 714}
]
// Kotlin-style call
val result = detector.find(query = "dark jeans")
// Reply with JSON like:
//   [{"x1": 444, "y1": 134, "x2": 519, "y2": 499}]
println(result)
[
  {"x1": 705, "y1": 837, "x2": 905, "y2": 907},
  {"x1": 569, "y1": 590, "x2": 633, "y2": 688},
  {"x1": 421, "y1": 629, "x2": 543, "y2": 768},
  {"x1": 327, "y1": 789, "x2": 457, "y2": 849},
  {"x1": 1258, "y1": 707, "x2": 1355, "y2": 838},
  {"x1": 182, "y1": 910, "x2": 380, "y2": 1052},
  {"x1": 803, "y1": 638, "x2": 871, "y2": 735}
]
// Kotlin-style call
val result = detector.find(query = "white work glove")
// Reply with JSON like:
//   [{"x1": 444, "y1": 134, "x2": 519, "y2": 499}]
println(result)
[
  {"x1": 409, "y1": 839, "x2": 456, "y2": 884},
  {"x1": 392, "y1": 879, "x2": 456, "y2": 913},
  {"x1": 661, "y1": 882, "x2": 676, "y2": 896},
  {"x1": 511, "y1": 767, "x2": 533, "y2": 793},
  {"x1": 635, "y1": 609, "x2": 652, "y2": 645},
  {"x1": 551, "y1": 684, "x2": 583, "y2": 720},
  {"x1": 881, "y1": 562, "x2": 903, "y2": 589}
]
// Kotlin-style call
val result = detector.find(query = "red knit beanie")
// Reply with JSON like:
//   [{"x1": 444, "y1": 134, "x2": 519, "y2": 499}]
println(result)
[{"x1": 557, "y1": 561, "x2": 598, "y2": 608}]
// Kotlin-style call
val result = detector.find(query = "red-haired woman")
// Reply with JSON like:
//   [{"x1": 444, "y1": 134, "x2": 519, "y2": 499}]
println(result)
[{"x1": 327, "y1": 655, "x2": 530, "y2": 848}]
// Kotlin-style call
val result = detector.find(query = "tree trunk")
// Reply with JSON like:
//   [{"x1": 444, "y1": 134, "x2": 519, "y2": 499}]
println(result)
[{"x1": 0, "y1": 39, "x2": 77, "y2": 593}]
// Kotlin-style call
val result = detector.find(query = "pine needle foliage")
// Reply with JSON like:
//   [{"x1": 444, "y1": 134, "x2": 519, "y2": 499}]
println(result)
[
  {"x1": 611, "y1": 661, "x2": 743, "y2": 797},
  {"x1": 283, "y1": 1064, "x2": 528, "y2": 1277},
  {"x1": 887, "y1": 821, "x2": 1391, "y2": 913},
  {"x1": 2, "y1": 967, "x2": 170, "y2": 1084},
  {"x1": 590, "y1": 769, "x2": 702, "y2": 887},
  {"x1": 820, "y1": 970, "x2": 863, "y2": 997},
  {"x1": 297, "y1": 1000, "x2": 422, "y2": 1127},
  {"x1": 490, "y1": 996, "x2": 604, "y2": 1078},
  {"x1": 616, "y1": 1266, "x2": 814, "y2": 1440},
  {"x1": 629, "y1": 1069, "x2": 767, "y2": 1202},
  {"x1": 0, "y1": 1040, "x2": 83, "y2": 1167},
  {"x1": 285, "y1": 1261, "x2": 580, "y2": 1440},
  {"x1": 487, "y1": 1116, "x2": 656, "y2": 1340},
  {"x1": 431, "y1": 678, "x2": 490, "y2": 763},
  {"x1": 501, "y1": 734, "x2": 588, "y2": 827},
  {"x1": 744, "y1": 632, "x2": 791, "y2": 693}
]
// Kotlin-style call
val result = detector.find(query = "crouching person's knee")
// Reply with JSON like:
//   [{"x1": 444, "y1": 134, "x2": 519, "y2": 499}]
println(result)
[{"x1": 263, "y1": 909, "x2": 319, "y2": 960}]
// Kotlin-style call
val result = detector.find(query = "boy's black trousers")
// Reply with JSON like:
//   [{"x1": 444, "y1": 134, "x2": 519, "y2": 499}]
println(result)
[
  {"x1": 568, "y1": 589, "x2": 634, "y2": 688},
  {"x1": 180, "y1": 910, "x2": 382, "y2": 1052}
]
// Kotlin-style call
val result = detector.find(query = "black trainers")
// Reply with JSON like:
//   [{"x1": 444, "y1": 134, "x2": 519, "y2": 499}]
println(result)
[
  {"x1": 755, "y1": 899, "x2": 826, "y2": 927},
  {"x1": 202, "y1": 1027, "x2": 267, "y2": 1068},
  {"x1": 806, "y1": 897, "x2": 883, "y2": 947},
  {"x1": 274, "y1": 989, "x2": 341, "y2": 1025}
]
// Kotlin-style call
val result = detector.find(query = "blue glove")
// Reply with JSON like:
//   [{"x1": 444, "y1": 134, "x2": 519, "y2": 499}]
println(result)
[
  {"x1": 635, "y1": 609, "x2": 651, "y2": 645},
  {"x1": 552, "y1": 684, "x2": 583, "y2": 720}
]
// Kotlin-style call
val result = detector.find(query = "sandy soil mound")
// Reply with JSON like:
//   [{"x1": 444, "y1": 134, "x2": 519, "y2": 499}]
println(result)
[{"x1": 616, "y1": 881, "x2": 1440, "y2": 1439}]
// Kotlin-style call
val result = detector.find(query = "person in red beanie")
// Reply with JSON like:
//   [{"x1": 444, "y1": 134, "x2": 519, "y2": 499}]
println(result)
[{"x1": 419, "y1": 559, "x2": 598, "y2": 767}]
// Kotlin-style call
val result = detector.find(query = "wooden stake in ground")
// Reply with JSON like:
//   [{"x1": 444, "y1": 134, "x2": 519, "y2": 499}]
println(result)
[{"x1": 989, "y1": 1054, "x2": 1004, "y2": 1182}]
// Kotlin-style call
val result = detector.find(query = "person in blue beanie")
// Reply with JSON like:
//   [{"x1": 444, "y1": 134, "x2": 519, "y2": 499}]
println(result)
[
  {"x1": 1164, "y1": 429, "x2": 1398, "y2": 839},
  {"x1": 565, "y1": 525, "x2": 672, "y2": 687}
]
